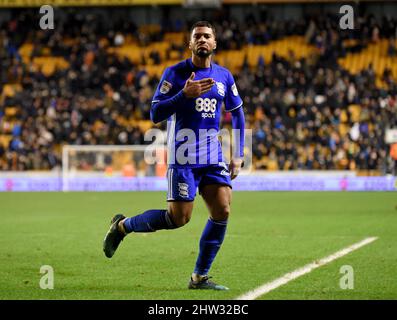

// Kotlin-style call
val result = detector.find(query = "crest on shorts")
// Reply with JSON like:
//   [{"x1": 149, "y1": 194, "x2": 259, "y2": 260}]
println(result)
[
  {"x1": 178, "y1": 183, "x2": 189, "y2": 198},
  {"x1": 219, "y1": 162, "x2": 230, "y2": 176},
  {"x1": 160, "y1": 80, "x2": 172, "y2": 94},
  {"x1": 216, "y1": 82, "x2": 225, "y2": 97},
  {"x1": 219, "y1": 162, "x2": 228, "y2": 169},
  {"x1": 231, "y1": 83, "x2": 238, "y2": 96}
]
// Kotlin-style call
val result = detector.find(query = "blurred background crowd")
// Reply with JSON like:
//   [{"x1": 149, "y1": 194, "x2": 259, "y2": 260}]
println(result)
[{"x1": 0, "y1": 3, "x2": 397, "y2": 173}]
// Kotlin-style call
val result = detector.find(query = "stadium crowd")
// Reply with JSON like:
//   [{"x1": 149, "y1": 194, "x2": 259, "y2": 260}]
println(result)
[{"x1": 0, "y1": 8, "x2": 397, "y2": 173}]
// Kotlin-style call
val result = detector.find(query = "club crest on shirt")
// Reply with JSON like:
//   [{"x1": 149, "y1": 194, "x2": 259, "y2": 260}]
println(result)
[
  {"x1": 231, "y1": 83, "x2": 238, "y2": 96},
  {"x1": 216, "y1": 82, "x2": 225, "y2": 97},
  {"x1": 160, "y1": 80, "x2": 172, "y2": 94}
]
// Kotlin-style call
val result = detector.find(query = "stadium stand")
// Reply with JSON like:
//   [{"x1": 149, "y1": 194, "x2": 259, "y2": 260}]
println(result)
[{"x1": 0, "y1": 7, "x2": 396, "y2": 174}]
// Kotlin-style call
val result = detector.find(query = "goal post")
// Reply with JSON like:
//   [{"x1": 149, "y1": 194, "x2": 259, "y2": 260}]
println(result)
[
  {"x1": 61, "y1": 144, "x2": 167, "y2": 192},
  {"x1": 61, "y1": 131, "x2": 252, "y2": 191}
]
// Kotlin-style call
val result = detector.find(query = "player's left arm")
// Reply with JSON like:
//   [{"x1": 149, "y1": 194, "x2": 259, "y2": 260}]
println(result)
[
  {"x1": 230, "y1": 107, "x2": 245, "y2": 179},
  {"x1": 224, "y1": 71, "x2": 245, "y2": 180}
]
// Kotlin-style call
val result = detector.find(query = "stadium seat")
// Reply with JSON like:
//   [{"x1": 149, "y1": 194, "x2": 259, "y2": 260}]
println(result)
[
  {"x1": 0, "y1": 134, "x2": 12, "y2": 147},
  {"x1": 164, "y1": 32, "x2": 185, "y2": 45},
  {"x1": 338, "y1": 39, "x2": 395, "y2": 88},
  {"x1": 348, "y1": 104, "x2": 361, "y2": 123},
  {"x1": 32, "y1": 57, "x2": 70, "y2": 76},
  {"x1": 1, "y1": 84, "x2": 22, "y2": 98}
]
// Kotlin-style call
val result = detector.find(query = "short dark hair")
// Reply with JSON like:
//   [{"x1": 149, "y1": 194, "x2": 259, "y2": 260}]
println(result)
[{"x1": 190, "y1": 21, "x2": 216, "y2": 38}]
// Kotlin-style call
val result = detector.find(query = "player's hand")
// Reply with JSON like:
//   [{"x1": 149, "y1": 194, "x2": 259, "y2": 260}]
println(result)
[
  {"x1": 182, "y1": 72, "x2": 215, "y2": 98},
  {"x1": 229, "y1": 158, "x2": 244, "y2": 180}
]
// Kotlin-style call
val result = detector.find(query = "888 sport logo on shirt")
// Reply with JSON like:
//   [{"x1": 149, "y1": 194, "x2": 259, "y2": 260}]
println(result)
[{"x1": 195, "y1": 97, "x2": 217, "y2": 119}]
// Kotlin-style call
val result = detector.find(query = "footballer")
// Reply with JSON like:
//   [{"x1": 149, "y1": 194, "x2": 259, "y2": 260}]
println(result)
[{"x1": 103, "y1": 21, "x2": 245, "y2": 290}]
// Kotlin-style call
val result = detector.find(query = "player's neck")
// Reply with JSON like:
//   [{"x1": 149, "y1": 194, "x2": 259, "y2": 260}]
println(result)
[{"x1": 191, "y1": 55, "x2": 212, "y2": 69}]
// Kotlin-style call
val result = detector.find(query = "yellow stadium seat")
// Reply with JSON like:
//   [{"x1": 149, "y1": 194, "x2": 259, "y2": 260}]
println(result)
[
  {"x1": 137, "y1": 120, "x2": 153, "y2": 133},
  {"x1": 113, "y1": 45, "x2": 143, "y2": 64},
  {"x1": 0, "y1": 134, "x2": 12, "y2": 147},
  {"x1": 5, "y1": 107, "x2": 18, "y2": 117},
  {"x1": 338, "y1": 39, "x2": 397, "y2": 85},
  {"x1": 348, "y1": 104, "x2": 361, "y2": 123},
  {"x1": 164, "y1": 32, "x2": 185, "y2": 45},
  {"x1": 339, "y1": 124, "x2": 349, "y2": 136},
  {"x1": 32, "y1": 57, "x2": 70, "y2": 76},
  {"x1": 2, "y1": 84, "x2": 22, "y2": 98}
]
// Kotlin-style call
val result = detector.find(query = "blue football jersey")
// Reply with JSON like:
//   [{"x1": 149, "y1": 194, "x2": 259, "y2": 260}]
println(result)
[{"x1": 152, "y1": 58, "x2": 243, "y2": 168}]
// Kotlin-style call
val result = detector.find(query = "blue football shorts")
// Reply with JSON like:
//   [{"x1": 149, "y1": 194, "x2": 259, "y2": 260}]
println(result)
[{"x1": 166, "y1": 162, "x2": 232, "y2": 202}]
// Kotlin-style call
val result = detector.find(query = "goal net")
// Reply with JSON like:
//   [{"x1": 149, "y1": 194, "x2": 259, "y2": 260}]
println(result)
[
  {"x1": 61, "y1": 132, "x2": 252, "y2": 191},
  {"x1": 61, "y1": 144, "x2": 167, "y2": 192}
]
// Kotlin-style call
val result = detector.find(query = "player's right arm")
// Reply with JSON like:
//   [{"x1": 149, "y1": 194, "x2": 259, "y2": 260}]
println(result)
[{"x1": 151, "y1": 71, "x2": 214, "y2": 124}]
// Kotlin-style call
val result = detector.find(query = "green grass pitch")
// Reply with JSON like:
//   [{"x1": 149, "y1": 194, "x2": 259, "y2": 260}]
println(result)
[{"x1": 0, "y1": 191, "x2": 396, "y2": 300}]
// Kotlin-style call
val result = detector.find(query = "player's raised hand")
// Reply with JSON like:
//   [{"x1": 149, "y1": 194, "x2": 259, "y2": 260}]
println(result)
[{"x1": 183, "y1": 72, "x2": 215, "y2": 98}]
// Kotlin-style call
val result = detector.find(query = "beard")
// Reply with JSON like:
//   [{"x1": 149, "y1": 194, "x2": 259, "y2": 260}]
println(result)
[{"x1": 194, "y1": 47, "x2": 214, "y2": 58}]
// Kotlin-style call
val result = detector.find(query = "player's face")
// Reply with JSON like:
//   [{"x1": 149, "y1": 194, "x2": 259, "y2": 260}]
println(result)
[{"x1": 189, "y1": 26, "x2": 217, "y2": 58}]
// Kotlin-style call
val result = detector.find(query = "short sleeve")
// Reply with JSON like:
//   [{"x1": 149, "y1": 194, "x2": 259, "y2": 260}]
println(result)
[{"x1": 224, "y1": 71, "x2": 243, "y2": 112}]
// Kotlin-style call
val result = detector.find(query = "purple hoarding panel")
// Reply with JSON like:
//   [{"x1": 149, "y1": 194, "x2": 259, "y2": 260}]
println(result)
[
  {"x1": 0, "y1": 177, "x2": 61, "y2": 191},
  {"x1": 0, "y1": 176, "x2": 396, "y2": 192}
]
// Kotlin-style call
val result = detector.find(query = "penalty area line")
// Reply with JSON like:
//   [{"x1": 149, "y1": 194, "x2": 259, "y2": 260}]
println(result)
[{"x1": 235, "y1": 236, "x2": 378, "y2": 300}]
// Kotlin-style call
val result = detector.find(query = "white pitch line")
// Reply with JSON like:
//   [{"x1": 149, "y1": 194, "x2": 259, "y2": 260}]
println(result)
[{"x1": 236, "y1": 236, "x2": 378, "y2": 300}]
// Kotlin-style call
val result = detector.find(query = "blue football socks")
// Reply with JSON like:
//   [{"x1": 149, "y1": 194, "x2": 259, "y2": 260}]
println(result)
[
  {"x1": 123, "y1": 209, "x2": 177, "y2": 233},
  {"x1": 194, "y1": 218, "x2": 228, "y2": 276}
]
